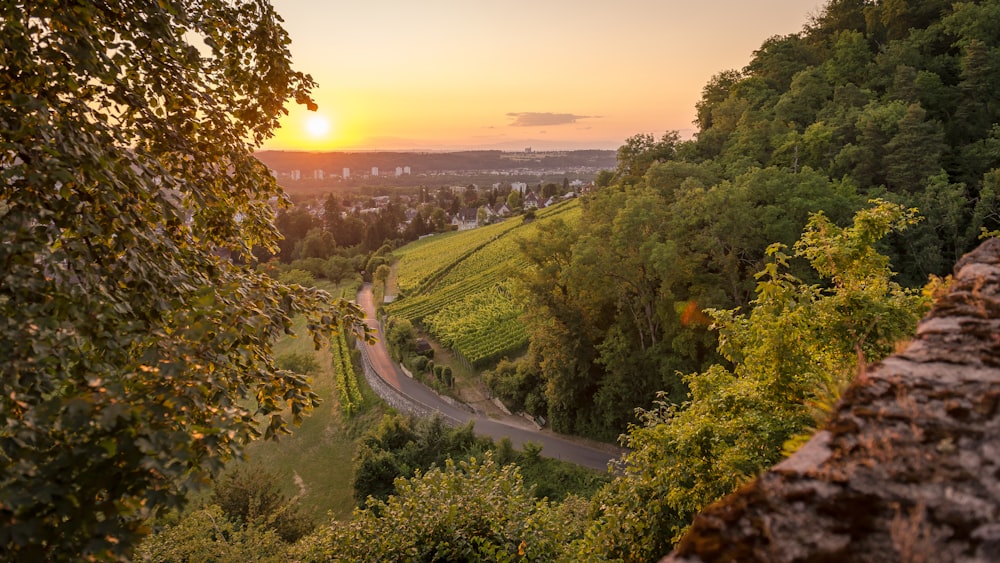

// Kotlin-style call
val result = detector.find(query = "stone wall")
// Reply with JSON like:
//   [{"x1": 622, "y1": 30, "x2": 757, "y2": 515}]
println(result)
[
  {"x1": 355, "y1": 341, "x2": 440, "y2": 420},
  {"x1": 661, "y1": 238, "x2": 1000, "y2": 562}
]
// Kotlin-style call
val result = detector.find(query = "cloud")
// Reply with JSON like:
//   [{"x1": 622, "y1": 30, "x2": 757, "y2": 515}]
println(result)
[{"x1": 506, "y1": 112, "x2": 598, "y2": 127}]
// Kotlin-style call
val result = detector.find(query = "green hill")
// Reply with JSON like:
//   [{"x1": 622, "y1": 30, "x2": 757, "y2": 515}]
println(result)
[{"x1": 386, "y1": 200, "x2": 581, "y2": 368}]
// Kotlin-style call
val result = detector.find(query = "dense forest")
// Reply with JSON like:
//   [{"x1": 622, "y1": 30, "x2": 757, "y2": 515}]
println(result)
[{"x1": 486, "y1": 0, "x2": 1000, "y2": 443}]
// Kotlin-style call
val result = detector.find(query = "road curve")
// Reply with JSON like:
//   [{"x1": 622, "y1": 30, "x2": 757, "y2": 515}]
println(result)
[{"x1": 355, "y1": 284, "x2": 622, "y2": 471}]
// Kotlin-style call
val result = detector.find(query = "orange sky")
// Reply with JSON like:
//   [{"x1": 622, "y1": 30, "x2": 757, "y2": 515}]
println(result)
[{"x1": 263, "y1": 0, "x2": 827, "y2": 152}]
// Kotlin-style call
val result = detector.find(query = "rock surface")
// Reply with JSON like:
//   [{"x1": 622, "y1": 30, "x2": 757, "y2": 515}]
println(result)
[{"x1": 661, "y1": 238, "x2": 1000, "y2": 563}]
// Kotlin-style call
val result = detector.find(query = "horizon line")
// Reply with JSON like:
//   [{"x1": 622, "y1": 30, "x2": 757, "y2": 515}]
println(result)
[{"x1": 255, "y1": 146, "x2": 619, "y2": 154}]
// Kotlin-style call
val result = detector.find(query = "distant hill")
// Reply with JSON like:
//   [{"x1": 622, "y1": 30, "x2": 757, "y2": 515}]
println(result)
[{"x1": 255, "y1": 149, "x2": 616, "y2": 175}]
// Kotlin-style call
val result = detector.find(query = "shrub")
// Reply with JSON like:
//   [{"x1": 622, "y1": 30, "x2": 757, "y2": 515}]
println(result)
[
  {"x1": 412, "y1": 355, "x2": 429, "y2": 372},
  {"x1": 211, "y1": 467, "x2": 315, "y2": 543},
  {"x1": 278, "y1": 268, "x2": 315, "y2": 287},
  {"x1": 276, "y1": 352, "x2": 319, "y2": 375}
]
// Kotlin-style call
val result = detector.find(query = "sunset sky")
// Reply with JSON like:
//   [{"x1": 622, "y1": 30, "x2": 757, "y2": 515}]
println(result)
[{"x1": 263, "y1": 0, "x2": 827, "y2": 152}]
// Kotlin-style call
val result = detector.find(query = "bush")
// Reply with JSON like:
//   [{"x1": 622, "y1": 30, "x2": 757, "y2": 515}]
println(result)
[
  {"x1": 287, "y1": 257, "x2": 327, "y2": 279},
  {"x1": 352, "y1": 414, "x2": 482, "y2": 503},
  {"x1": 412, "y1": 355, "x2": 429, "y2": 372},
  {"x1": 276, "y1": 352, "x2": 319, "y2": 375},
  {"x1": 210, "y1": 467, "x2": 315, "y2": 543},
  {"x1": 278, "y1": 268, "x2": 315, "y2": 287},
  {"x1": 385, "y1": 317, "x2": 416, "y2": 362},
  {"x1": 483, "y1": 357, "x2": 546, "y2": 414}
]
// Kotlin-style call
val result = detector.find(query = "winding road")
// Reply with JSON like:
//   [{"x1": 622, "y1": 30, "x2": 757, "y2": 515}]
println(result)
[{"x1": 356, "y1": 284, "x2": 622, "y2": 471}]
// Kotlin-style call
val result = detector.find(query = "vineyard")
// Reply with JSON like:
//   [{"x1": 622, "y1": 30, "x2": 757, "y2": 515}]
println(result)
[
  {"x1": 330, "y1": 329, "x2": 363, "y2": 415},
  {"x1": 392, "y1": 219, "x2": 522, "y2": 296},
  {"x1": 386, "y1": 199, "x2": 581, "y2": 368}
]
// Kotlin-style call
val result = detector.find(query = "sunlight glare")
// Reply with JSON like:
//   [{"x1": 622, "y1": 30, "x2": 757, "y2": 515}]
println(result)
[{"x1": 306, "y1": 114, "x2": 331, "y2": 139}]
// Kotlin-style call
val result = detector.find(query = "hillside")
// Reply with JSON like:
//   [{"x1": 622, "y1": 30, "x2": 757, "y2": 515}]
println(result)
[
  {"x1": 663, "y1": 238, "x2": 1000, "y2": 562},
  {"x1": 385, "y1": 199, "x2": 581, "y2": 368},
  {"x1": 486, "y1": 0, "x2": 1000, "y2": 445}
]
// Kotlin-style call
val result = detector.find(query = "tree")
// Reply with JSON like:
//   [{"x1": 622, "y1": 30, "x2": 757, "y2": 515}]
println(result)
[
  {"x1": 209, "y1": 466, "x2": 314, "y2": 543},
  {"x1": 275, "y1": 205, "x2": 318, "y2": 261},
  {"x1": 134, "y1": 505, "x2": 288, "y2": 563},
  {"x1": 884, "y1": 103, "x2": 947, "y2": 193},
  {"x1": 293, "y1": 455, "x2": 589, "y2": 562},
  {"x1": 0, "y1": 1, "x2": 369, "y2": 559},
  {"x1": 614, "y1": 132, "x2": 681, "y2": 186},
  {"x1": 506, "y1": 189, "x2": 523, "y2": 210},
  {"x1": 351, "y1": 413, "x2": 479, "y2": 504},
  {"x1": 577, "y1": 201, "x2": 930, "y2": 560},
  {"x1": 385, "y1": 317, "x2": 416, "y2": 362},
  {"x1": 293, "y1": 227, "x2": 336, "y2": 260}
]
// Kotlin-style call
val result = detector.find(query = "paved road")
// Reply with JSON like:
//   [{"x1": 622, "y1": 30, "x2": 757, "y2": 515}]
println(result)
[{"x1": 356, "y1": 284, "x2": 622, "y2": 471}]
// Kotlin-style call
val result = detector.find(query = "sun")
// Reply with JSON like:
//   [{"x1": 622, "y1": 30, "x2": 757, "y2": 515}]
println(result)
[{"x1": 305, "y1": 114, "x2": 331, "y2": 139}]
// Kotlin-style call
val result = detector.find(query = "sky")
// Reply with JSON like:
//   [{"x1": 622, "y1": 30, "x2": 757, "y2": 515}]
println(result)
[{"x1": 263, "y1": 0, "x2": 827, "y2": 152}]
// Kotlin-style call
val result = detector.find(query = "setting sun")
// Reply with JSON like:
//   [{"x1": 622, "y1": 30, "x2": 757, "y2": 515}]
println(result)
[{"x1": 306, "y1": 114, "x2": 331, "y2": 139}]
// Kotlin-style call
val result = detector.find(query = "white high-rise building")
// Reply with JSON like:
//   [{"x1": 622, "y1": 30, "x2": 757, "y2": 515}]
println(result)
[
  {"x1": 314, "y1": 169, "x2": 324, "y2": 180},
  {"x1": 290, "y1": 169, "x2": 301, "y2": 181},
  {"x1": 395, "y1": 166, "x2": 403, "y2": 177},
  {"x1": 372, "y1": 166, "x2": 379, "y2": 177},
  {"x1": 343, "y1": 167, "x2": 350, "y2": 179},
  {"x1": 404, "y1": 166, "x2": 411, "y2": 175}
]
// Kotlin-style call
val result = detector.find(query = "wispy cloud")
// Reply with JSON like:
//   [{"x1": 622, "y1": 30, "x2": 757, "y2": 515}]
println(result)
[{"x1": 506, "y1": 112, "x2": 598, "y2": 127}]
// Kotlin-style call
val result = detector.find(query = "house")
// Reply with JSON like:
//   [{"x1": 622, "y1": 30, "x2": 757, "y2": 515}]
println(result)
[
  {"x1": 523, "y1": 191, "x2": 539, "y2": 209},
  {"x1": 452, "y1": 207, "x2": 479, "y2": 230}
]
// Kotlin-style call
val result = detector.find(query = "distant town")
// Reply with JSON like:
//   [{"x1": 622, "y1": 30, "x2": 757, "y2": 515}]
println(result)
[{"x1": 255, "y1": 148, "x2": 617, "y2": 194}]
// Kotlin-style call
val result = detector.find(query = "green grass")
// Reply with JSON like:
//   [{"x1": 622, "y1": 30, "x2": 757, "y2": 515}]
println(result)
[{"x1": 231, "y1": 279, "x2": 386, "y2": 522}]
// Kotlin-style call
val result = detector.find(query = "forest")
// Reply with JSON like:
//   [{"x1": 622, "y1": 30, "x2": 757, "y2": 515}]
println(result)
[
  {"x1": 488, "y1": 0, "x2": 1000, "y2": 443},
  {"x1": 4, "y1": 0, "x2": 1000, "y2": 561}
]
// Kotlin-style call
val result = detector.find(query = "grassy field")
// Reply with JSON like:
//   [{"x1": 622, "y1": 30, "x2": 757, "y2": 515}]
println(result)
[{"x1": 227, "y1": 281, "x2": 385, "y2": 521}]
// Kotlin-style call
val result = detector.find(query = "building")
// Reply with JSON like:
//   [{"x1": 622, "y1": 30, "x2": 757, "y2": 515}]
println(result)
[
  {"x1": 343, "y1": 167, "x2": 350, "y2": 179},
  {"x1": 371, "y1": 166, "x2": 379, "y2": 177}
]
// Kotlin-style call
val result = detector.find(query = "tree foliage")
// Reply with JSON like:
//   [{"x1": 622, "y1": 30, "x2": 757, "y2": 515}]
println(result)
[
  {"x1": 353, "y1": 414, "x2": 480, "y2": 504},
  {"x1": 505, "y1": 0, "x2": 1000, "y2": 444},
  {"x1": 134, "y1": 505, "x2": 288, "y2": 563},
  {"x1": 0, "y1": 1, "x2": 368, "y2": 558},
  {"x1": 293, "y1": 454, "x2": 590, "y2": 562},
  {"x1": 576, "y1": 201, "x2": 931, "y2": 560}
]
